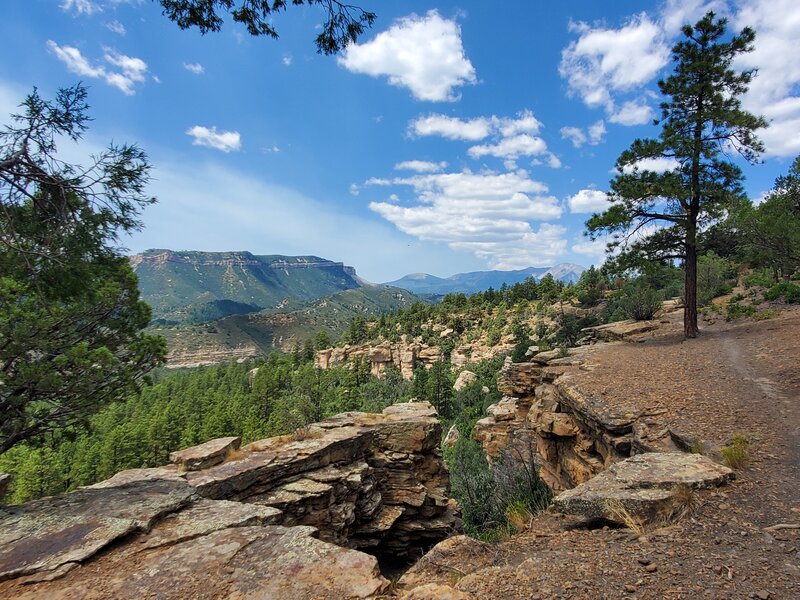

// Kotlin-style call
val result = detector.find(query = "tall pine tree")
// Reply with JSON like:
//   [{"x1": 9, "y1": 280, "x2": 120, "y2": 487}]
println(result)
[{"x1": 587, "y1": 12, "x2": 766, "y2": 337}]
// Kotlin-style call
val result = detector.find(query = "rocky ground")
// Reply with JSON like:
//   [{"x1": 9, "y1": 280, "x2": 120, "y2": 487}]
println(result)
[{"x1": 394, "y1": 305, "x2": 800, "y2": 599}]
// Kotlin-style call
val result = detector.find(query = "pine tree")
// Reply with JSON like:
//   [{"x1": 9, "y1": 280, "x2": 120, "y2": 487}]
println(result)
[{"x1": 587, "y1": 12, "x2": 766, "y2": 338}]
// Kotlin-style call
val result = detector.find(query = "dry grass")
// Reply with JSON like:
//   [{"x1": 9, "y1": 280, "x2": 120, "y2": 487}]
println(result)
[
  {"x1": 291, "y1": 425, "x2": 322, "y2": 441},
  {"x1": 721, "y1": 433, "x2": 750, "y2": 469},
  {"x1": 659, "y1": 484, "x2": 700, "y2": 523},
  {"x1": 224, "y1": 447, "x2": 247, "y2": 462},
  {"x1": 604, "y1": 499, "x2": 647, "y2": 536},
  {"x1": 505, "y1": 501, "x2": 535, "y2": 533}
]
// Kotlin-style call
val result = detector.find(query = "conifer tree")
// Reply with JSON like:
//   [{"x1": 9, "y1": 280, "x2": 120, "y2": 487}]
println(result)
[{"x1": 587, "y1": 12, "x2": 766, "y2": 337}]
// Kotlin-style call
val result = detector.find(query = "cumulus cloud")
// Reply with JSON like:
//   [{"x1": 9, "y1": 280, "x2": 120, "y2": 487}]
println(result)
[
  {"x1": 560, "y1": 14, "x2": 669, "y2": 114},
  {"x1": 395, "y1": 160, "x2": 448, "y2": 173},
  {"x1": 409, "y1": 114, "x2": 492, "y2": 141},
  {"x1": 47, "y1": 41, "x2": 148, "y2": 95},
  {"x1": 567, "y1": 189, "x2": 609, "y2": 213},
  {"x1": 186, "y1": 126, "x2": 242, "y2": 152},
  {"x1": 560, "y1": 120, "x2": 605, "y2": 148},
  {"x1": 733, "y1": 0, "x2": 800, "y2": 157},
  {"x1": 366, "y1": 169, "x2": 566, "y2": 267},
  {"x1": 184, "y1": 62, "x2": 204, "y2": 75},
  {"x1": 468, "y1": 134, "x2": 548, "y2": 160},
  {"x1": 660, "y1": 0, "x2": 729, "y2": 36},
  {"x1": 609, "y1": 99, "x2": 653, "y2": 125},
  {"x1": 282, "y1": 54, "x2": 293, "y2": 66},
  {"x1": 338, "y1": 10, "x2": 476, "y2": 102},
  {"x1": 620, "y1": 157, "x2": 680, "y2": 174}
]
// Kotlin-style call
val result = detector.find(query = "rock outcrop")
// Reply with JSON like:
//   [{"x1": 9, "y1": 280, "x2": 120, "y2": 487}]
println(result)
[
  {"x1": 0, "y1": 402, "x2": 458, "y2": 599},
  {"x1": 316, "y1": 337, "x2": 512, "y2": 379},
  {"x1": 552, "y1": 452, "x2": 734, "y2": 524}
]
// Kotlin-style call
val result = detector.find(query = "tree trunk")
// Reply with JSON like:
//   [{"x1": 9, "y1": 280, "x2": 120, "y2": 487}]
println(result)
[{"x1": 684, "y1": 221, "x2": 700, "y2": 338}]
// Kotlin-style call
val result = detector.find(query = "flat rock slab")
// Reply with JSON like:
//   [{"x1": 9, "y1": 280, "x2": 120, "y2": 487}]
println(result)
[
  {"x1": 583, "y1": 319, "x2": 659, "y2": 341},
  {"x1": 552, "y1": 452, "x2": 734, "y2": 524},
  {"x1": 169, "y1": 436, "x2": 241, "y2": 471},
  {"x1": 0, "y1": 479, "x2": 194, "y2": 581},
  {"x1": 3, "y1": 525, "x2": 389, "y2": 600}
]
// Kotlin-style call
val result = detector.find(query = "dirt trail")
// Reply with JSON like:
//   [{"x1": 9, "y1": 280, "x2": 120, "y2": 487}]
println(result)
[{"x1": 401, "y1": 306, "x2": 800, "y2": 599}]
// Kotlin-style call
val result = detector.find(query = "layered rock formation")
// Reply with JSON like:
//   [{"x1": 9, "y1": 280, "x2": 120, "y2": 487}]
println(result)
[
  {"x1": 316, "y1": 337, "x2": 512, "y2": 379},
  {"x1": 474, "y1": 341, "x2": 692, "y2": 492},
  {"x1": 0, "y1": 402, "x2": 458, "y2": 599}
]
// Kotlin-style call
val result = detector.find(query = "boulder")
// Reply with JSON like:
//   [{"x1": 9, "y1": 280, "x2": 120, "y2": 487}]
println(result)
[
  {"x1": 453, "y1": 369, "x2": 477, "y2": 391},
  {"x1": 169, "y1": 436, "x2": 241, "y2": 471},
  {"x1": 552, "y1": 452, "x2": 734, "y2": 524}
]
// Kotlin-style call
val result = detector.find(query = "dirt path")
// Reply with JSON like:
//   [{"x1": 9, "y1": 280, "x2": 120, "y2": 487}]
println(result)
[{"x1": 401, "y1": 306, "x2": 800, "y2": 599}]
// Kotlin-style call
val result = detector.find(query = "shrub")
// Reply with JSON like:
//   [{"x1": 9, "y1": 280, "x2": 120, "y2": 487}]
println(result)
[
  {"x1": 721, "y1": 433, "x2": 749, "y2": 469},
  {"x1": 742, "y1": 268, "x2": 774, "y2": 289},
  {"x1": 624, "y1": 286, "x2": 662, "y2": 321},
  {"x1": 726, "y1": 301, "x2": 756, "y2": 321},
  {"x1": 764, "y1": 282, "x2": 800, "y2": 303},
  {"x1": 447, "y1": 436, "x2": 552, "y2": 539}
]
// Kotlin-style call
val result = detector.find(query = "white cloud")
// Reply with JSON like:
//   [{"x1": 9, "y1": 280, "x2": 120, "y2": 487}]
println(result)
[
  {"x1": 409, "y1": 114, "x2": 492, "y2": 141},
  {"x1": 395, "y1": 160, "x2": 448, "y2": 173},
  {"x1": 560, "y1": 126, "x2": 587, "y2": 148},
  {"x1": 468, "y1": 134, "x2": 548, "y2": 160},
  {"x1": 733, "y1": 0, "x2": 800, "y2": 157},
  {"x1": 47, "y1": 41, "x2": 148, "y2": 95},
  {"x1": 366, "y1": 169, "x2": 565, "y2": 267},
  {"x1": 106, "y1": 20, "x2": 126, "y2": 35},
  {"x1": 183, "y1": 62, "x2": 204, "y2": 75},
  {"x1": 546, "y1": 153, "x2": 562, "y2": 169},
  {"x1": 560, "y1": 13, "x2": 669, "y2": 118},
  {"x1": 338, "y1": 10, "x2": 476, "y2": 102},
  {"x1": 588, "y1": 120, "x2": 606, "y2": 144},
  {"x1": 661, "y1": 0, "x2": 729, "y2": 36},
  {"x1": 560, "y1": 120, "x2": 605, "y2": 148},
  {"x1": 567, "y1": 189, "x2": 609, "y2": 213},
  {"x1": 609, "y1": 99, "x2": 653, "y2": 125},
  {"x1": 571, "y1": 235, "x2": 610, "y2": 266},
  {"x1": 282, "y1": 54, "x2": 293, "y2": 66},
  {"x1": 61, "y1": 0, "x2": 100, "y2": 15},
  {"x1": 186, "y1": 126, "x2": 242, "y2": 152},
  {"x1": 620, "y1": 157, "x2": 680, "y2": 174},
  {"x1": 498, "y1": 110, "x2": 542, "y2": 137}
]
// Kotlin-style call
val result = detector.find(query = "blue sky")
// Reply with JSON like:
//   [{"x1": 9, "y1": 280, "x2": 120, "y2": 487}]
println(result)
[{"x1": 2, "y1": 0, "x2": 799, "y2": 282}]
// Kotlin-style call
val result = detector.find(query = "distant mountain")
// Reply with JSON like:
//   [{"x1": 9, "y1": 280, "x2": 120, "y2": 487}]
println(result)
[
  {"x1": 157, "y1": 285, "x2": 423, "y2": 367},
  {"x1": 131, "y1": 249, "x2": 361, "y2": 324},
  {"x1": 385, "y1": 263, "x2": 585, "y2": 296}
]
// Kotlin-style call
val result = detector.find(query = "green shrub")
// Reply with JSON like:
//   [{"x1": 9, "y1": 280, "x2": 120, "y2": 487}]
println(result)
[
  {"x1": 624, "y1": 286, "x2": 663, "y2": 321},
  {"x1": 742, "y1": 268, "x2": 774, "y2": 289},
  {"x1": 447, "y1": 437, "x2": 552, "y2": 539},
  {"x1": 721, "y1": 433, "x2": 749, "y2": 469},
  {"x1": 764, "y1": 282, "x2": 800, "y2": 303},
  {"x1": 726, "y1": 301, "x2": 756, "y2": 321}
]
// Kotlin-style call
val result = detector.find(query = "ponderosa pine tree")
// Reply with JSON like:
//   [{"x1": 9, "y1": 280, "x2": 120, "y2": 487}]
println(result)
[
  {"x1": 0, "y1": 85, "x2": 166, "y2": 455},
  {"x1": 587, "y1": 12, "x2": 766, "y2": 338}
]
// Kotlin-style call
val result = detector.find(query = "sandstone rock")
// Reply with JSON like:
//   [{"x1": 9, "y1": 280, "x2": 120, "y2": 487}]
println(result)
[
  {"x1": 552, "y1": 452, "x2": 734, "y2": 524},
  {"x1": 453, "y1": 369, "x2": 478, "y2": 391},
  {"x1": 0, "y1": 479, "x2": 194, "y2": 581},
  {"x1": 444, "y1": 424, "x2": 461, "y2": 448},
  {"x1": 582, "y1": 319, "x2": 659, "y2": 341},
  {"x1": 169, "y1": 436, "x2": 241, "y2": 471},
  {"x1": 2, "y1": 525, "x2": 389, "y2": 600},
  {"x1": 497, "y1": 361, "x2": 543, "y2": 395},
  {"x1": 398, "y1": 535, "x2": 493, "y2": 592},
  {"x1": 487, "y1": 397, "x2": 520, "y2": 422}
]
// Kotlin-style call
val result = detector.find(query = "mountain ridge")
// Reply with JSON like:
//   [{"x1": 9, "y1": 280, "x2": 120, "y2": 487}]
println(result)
[{"x1": 385, "y1": 263, "x2": 585, "y2": 296}]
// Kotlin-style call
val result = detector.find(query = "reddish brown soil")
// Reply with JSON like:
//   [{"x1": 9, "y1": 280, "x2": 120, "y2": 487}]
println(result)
[{"x1": 398, "y1": 305, "x2": 800, "y2": 599}]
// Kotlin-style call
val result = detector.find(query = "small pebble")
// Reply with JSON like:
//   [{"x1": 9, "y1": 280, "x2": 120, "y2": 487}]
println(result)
[
  {"x1": 637, "y1": 558, "x2": 651, "y2": 566},
  {"x1": 645, "y1": 564, "x2": 658, "y2": 573},
  {"x1": 624, "y1": 584, "x2": 637, "y2": 593}
]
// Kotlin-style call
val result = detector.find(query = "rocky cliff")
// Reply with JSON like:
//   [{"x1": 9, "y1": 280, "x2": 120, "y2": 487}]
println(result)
[
  {"x1": 0, "y1": 402, "x2": 458, "y2": 599},
  {"x1": 316, "y1": 335, "x2": 513, "y2": 379}
]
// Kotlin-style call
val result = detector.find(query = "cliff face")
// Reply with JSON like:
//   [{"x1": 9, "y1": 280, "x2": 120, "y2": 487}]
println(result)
[
  {"x1": 0, "y1": 402, "x2": 458, "y2": 599},
  {"x1": 316, "y1": 336, "x2": 513, "y2": 379}
]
